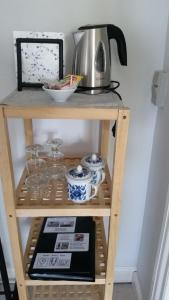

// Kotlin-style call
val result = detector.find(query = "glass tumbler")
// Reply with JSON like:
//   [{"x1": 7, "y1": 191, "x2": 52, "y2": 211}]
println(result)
[
  {"x1": 25, "y1": 144, "x2": 44, "y2": 159},
  {"x1": 46, "y1": 138, "x2": 64, "y2": 167},
  {"x1": 25, "y1": 144, "x2": 46, "y2": 175},
  {"x1": 44, "y1": 165, "x2": 66, "y2": 189},
  {"x1": 26, "y1": 158, "x2": 47, "y2": 175},
  {"x1": 44, "y1": 165, "x2": 66, "y2": 198},
  {"x1": 25, "y1": 173, "x2": 49, "y2": 200}
]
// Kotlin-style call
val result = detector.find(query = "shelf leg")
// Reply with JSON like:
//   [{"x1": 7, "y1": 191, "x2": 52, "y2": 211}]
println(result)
[
  {"x1": 0, "y1": 238, "x2": 12, "y2": 300},
  {"x1": 24, "y1": 119, "x2": 33, "y2": 145},
  {"x1": 100, "y1": 120, "x2": 110, "y2": 159},
  {"x1": 0, "y1": 107, "x2": 29, "y2": 300},
  {"x1": 104, "y1": 109, "x2": 130, "y2": 300}
]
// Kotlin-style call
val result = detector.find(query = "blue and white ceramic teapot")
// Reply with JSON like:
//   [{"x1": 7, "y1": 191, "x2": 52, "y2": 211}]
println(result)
[
  {"x1": 66, "y1": 165, "x2": 98, "y2": 203},
  {"x1": 81, "y1": 153, "x2": 105, "y2": 185}
]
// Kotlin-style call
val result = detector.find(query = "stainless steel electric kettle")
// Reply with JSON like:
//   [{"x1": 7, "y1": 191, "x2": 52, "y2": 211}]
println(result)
[{"x1": 73, "y1": 24, "x2": 127, "y2": 93}]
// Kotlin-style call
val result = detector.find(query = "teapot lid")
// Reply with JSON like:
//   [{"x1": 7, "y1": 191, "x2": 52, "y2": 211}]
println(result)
[
  {"x1": 67, "y1": 165, "x2": 91, "y2": 181},
  {"x1": 82, "y1": 153, "x2": 105, "y2": 168}
]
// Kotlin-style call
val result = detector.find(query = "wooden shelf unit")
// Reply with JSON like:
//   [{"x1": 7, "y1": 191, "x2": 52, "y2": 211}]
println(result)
[{"x1": 0, "y1": 90, "x2": 130, "y2": 300}]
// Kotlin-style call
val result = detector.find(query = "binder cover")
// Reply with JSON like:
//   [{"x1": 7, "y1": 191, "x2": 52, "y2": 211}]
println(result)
[{"x1": 28, "y1": 217, "x2": 95, "y2": 281}]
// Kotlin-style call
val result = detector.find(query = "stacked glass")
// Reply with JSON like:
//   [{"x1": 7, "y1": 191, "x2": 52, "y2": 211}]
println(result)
[{"x1": 25, "y1": 140, "x2": 66, "y2": 200}]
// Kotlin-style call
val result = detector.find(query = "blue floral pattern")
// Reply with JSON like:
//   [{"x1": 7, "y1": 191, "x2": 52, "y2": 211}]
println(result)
[
  {"x1": 91, "y1": 170, "x2": 98, "y2": 185},
  {"x1": 85, "y1": 155, "x2": 102, "y2": 164},
  {"x1": 69, "y1": 167, "x2": 89, "y2": 179},
  {"x1": 68, "y1": 183, "x2": 87, "y2": 201}
]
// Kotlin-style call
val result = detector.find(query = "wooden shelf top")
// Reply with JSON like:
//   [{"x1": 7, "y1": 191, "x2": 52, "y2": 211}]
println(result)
[
  {"x1": 24, "y1": 217, "x2": 107, "y2": 286},
  {"x1": 15, "y1": 158, "x2": 112, "y2": 217},
  {"x1": 0, "y1": 88, "x2": 128, "y2": 119}
]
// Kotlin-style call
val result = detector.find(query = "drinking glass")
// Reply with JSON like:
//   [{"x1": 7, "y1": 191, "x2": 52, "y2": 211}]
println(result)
[
  {"x1": 25, "y1": 144, "x2": 44, "y2": 159},
  {"x1": 26, "y1": 158, "x2": 47, "y2": 175},
  {"x1": 25, "y1": 173, "x2": 49, "y2": 200},
  {"x1": 25, "y1": 144, "x2": 46, "y2": 175},
  {"x1": 44, "y1": 165, "x2": 66, "y2": 188},
  {"x1": 46, "y1": 138, "x2": 64, "y2": 167}
]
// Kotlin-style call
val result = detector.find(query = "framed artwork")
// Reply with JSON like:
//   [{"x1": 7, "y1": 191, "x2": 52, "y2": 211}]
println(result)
[{"x1": 13, "y1": 31, "x2": 64, "y2": 91}]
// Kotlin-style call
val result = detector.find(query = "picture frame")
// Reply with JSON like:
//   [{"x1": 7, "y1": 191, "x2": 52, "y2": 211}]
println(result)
[{"x1": 15, "y1": 37, "x2": 63, "y2": 91}]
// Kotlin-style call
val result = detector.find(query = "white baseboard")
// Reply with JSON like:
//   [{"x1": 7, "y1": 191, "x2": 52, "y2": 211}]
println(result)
[
  {"x1": 5, "y1": 266, "x2": 136, "y2": 284},
  {"x1": 115, "y1": 266, "x2": 136, "y2": 283},
  {"x1": 133, "y1": 271, "x2": 143, "y2": 300}
]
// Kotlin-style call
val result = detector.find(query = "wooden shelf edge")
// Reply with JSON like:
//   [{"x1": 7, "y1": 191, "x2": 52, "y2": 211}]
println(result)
[
  {"x1": 25, "y1": 278, "x2": 105, "y2": 286},
  {"x1": 16, "y1": 207, "x2": 111, "y2": 217},
  {"x1": 4, "y1": 106, "x2": 119, "y2": 120}
]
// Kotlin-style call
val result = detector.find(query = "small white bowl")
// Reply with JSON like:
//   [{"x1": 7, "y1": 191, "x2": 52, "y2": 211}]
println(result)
[{"x1": 42, "y1": 86, "x2": 76, "y2": 102}]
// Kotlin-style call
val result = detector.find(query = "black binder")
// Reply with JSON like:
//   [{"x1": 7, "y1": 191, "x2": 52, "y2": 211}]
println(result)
[{"x1": 28, "y1": 217, "x2": 95, "y2": 281}]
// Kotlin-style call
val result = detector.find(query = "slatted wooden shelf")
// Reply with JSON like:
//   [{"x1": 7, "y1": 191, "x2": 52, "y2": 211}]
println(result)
[
  {"x1": 29, "y1": 285, "x2": 104, "y2": 300},
  {"x1": 15, "y1": 158, "x2": 112, "y2": 217},
  {"x1": 24, "y1": 217, "x2": 107, "y2": 286}
]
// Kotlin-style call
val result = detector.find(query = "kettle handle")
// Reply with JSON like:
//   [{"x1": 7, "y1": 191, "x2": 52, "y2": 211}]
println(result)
[{"x1": 107, "y1": 24, "x2": 127, "y2": 66}]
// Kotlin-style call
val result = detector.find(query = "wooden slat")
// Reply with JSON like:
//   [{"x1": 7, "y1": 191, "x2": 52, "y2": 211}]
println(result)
[
  {"x1": 0, "y1": 107, "x2": 29, "y2": 300},
  {"x1": 104, "y1": 108, "x2": 130, "y2": 300},
  {"x1": 16, "y1": 207, "x2": 110, "y2": 217},
  {"x1": 24, "y1": 119, "x2": 33, "y2": 145},
  {"x1": 100, "y1": 120, "x2": 110, "y2": 159},
  {"x1": 23, "y1": 218, "x2": 43, "y2": 272},
  {"x1": 16, "y1": 168, "x2": 27, "y2": 196},
  {"x1": 95, "y1": 217, "x2": 107, "y2": 280},
  {"x1": 26, "y1": 279, "x2": 104, "y2": 286},
  {"x1": 104, "y1": 164, "x2": 112, "y2": 192},
  {"x1": 4, "y1": 106, "x2": 119, "y2": 120}
]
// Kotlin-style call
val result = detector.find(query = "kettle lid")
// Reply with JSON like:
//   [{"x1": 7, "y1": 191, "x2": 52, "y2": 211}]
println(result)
[{"x1": 79, "y1": 24, "x2": 109, "y2": 30}]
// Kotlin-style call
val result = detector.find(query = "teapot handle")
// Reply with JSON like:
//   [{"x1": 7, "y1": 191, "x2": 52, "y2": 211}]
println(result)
[
  {"x1": 100, "y1": 171, "x2": 105, "y2": 184},
  {"x1": 89, "y1": 184, "x2": 98, "y2": 200}
]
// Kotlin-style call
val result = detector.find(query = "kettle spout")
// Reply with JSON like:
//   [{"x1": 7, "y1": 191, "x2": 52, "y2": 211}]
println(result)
[{"x1": 73, "y1": 31, "x2": 85, "y2": 45}]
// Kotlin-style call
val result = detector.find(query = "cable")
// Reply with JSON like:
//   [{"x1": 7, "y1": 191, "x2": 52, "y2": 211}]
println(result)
[
  {"x1": 110, "y1": 80, "x2": 120, "y2": 91},
  {"x1": 75, "y1": 80, "x2": 122, "y2": 137},
  {"x1": 109, "y1": 81, "x2": 122, "y2": 137}
]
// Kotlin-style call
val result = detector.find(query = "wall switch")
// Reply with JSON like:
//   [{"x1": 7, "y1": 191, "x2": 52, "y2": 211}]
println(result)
[{"x1": 152, "y1": 71, "x2": 169, "y2": 107}]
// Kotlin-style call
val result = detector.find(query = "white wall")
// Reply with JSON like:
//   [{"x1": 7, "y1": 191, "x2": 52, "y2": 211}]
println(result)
[
  {"x1": 137, "y1": 16, "x2": 169, "y2": 300},
  {"x1": 0, "y1": 0, "x2": 168, "y2": 281}
]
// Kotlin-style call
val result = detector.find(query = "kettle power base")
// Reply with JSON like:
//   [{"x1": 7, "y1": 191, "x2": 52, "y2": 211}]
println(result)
[
  {"x1": 76, "y1": 88, "x2": 111, "y2": 95},
  {"x1": 76, "y1": 81, "x2": 120, "y2": 95}
]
